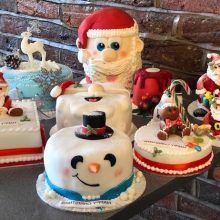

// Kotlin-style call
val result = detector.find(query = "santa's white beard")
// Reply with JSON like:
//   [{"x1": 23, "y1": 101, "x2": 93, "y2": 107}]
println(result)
[
  {"x1": 83, "y1": 53, "x2": 142, "y2": 90},
  {"x1": 0, "y1": 94, "x2": 5, "y2": 108}
]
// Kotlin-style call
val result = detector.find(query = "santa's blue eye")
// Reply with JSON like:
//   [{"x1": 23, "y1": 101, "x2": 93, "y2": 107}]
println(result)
[
  {"x1": 110, "y1": 42, "x2": 120, "y2": 50},
  {"x1": 97, "y1": 43, "x2": 105, "y2": 51}
]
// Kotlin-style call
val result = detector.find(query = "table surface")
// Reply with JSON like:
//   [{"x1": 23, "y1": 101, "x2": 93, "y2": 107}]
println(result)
[{"x1": 0, "y1": 94, "x2": 219, "y2": 220}]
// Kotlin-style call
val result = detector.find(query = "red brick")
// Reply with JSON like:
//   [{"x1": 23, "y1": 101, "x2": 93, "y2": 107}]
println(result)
[
  {"x1": 61, "y1": 5, "x2": 98, "y2": 28},
  {"x1": 157, "y1": 193, "x2": 177, "y2": 210},
  {"x1": 60, "y1": 49, "x2": 83, "y2": 72},
  {"x1": 160, "y1": 0, "x2": 220, "y2": 14},
  {"x1": 178, "y1": 191, "x2": 220, "y2": 219},
  {"x1": 0, "y1": 15, "x2": 66, "y2": 43},
  {"x1": 143, "y1": 39, "x2": 204, "y2": 73},
  {"x1": 196, "y1": 177, "x2": 220, "y2": 206},
  {"x1": 180, "y1": 16, "x2": 220, "y2": 43},
  {"x1": 105, "y1": 0, "x2": 153, "y2": 7},
  {"x1": 0, "y1": 0, "x2": 17, "y2": 12},
  {"x1": 32, "y1": 45, "x2": 60, "y2": 63},
  {"x1": 17, "y1": 0, "x2": 60, "y2": 19},
  {"x1": 0, "y1": 34, "x2": 20, "y2": 52},
  {"x1": 61, "y1": 5, "x2": 174, "y2": 35},
  {"x1": 134, "y1": 12, "x2": 175, "y2": 35}
]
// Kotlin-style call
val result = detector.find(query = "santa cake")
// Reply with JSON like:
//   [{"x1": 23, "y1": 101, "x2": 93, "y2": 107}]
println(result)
[
  {"x1": 203, "y1": 93, "x2": 220, "y2": 147},
  {"x1": 50, "y1": 82, "x2": 136, "y2": 138},
  {"x1": 132, "y1": 67, "x2": 172, "y2": 115},
  {"x1": 37, "y1": 111, "x2": 146, "y2": 212},
  {"x1": 134, "y1": 80, "x2": 213, "y2": 176},
  {"x1": 0, "y1": 73, "x2": 44, "y2": 167},
  {"x1": 188, "y1": 53, "x2": 220, "y2": 119},
  {"x1": 76, "y1": 7, "x2": 144, "y2": 90},
  {"x1": 1, "y1": 22, "x2": 73, "y2": 113}
]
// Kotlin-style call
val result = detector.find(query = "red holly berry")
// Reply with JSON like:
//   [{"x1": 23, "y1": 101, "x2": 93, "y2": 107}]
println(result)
[{"x1": 138, "y1": 101, "x2": 148, "y2": 110}]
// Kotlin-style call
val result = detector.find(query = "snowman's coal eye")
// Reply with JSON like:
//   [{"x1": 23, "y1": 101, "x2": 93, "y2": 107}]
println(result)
[
  {"x1": 104, "y1": 153, "x2": 116, "y2": 167},
  {"x1": 71, "y1": 155, "x2": 83, "y2": 169}
]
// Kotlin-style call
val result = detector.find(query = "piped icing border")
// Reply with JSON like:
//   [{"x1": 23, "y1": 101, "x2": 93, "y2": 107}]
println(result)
[
  {"x1": 45, "y1": 172, "x2": 134, "y2": 201},
  {"x1": 133, "y1": 149, "x2": 213, "y2": 175}
]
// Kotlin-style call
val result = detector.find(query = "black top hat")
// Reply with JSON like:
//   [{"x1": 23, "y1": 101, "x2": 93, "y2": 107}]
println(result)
[{"x1": 75, "y1": 111, "x2": 114, "y2": 140}]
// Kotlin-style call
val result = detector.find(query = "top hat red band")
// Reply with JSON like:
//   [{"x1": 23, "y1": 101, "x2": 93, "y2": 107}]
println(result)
[{"x1": 81, "y1": 126, "x2": 106, "y2": 135}]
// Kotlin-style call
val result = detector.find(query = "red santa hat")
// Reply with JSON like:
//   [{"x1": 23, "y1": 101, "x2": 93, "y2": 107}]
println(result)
[
  {"x1": 0, "y1": 72, "x2": 8, "y2": 87},
  {"x1": 50, "y1": 81, "x2": 75, "y2": 98},
  {"x1": 77, "y1": 7, "x2": 138, "y2": 49},
  {"x1": 207, "y1": 53, "x2": 220, "y2": 61}
]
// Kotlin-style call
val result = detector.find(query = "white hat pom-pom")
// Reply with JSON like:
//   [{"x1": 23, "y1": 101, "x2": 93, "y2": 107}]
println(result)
[{"x1": 50, "y1": 85, "x2": 62, "y2": 98}]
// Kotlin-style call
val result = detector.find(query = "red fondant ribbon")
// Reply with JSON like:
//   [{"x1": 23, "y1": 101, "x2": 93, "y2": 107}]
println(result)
[
  {"x1": 134, "y1": 149, "x2": 212, "y2": 171},
  {"x1": 0, "y1": 147, "x2": 43, "y2": 156},
  {"x1": 81, "y1": 126, "x2": 106, "y2": 135}
]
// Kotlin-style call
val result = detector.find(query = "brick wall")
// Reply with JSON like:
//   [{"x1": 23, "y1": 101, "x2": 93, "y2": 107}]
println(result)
[{"x1": 1, "y1": 0, "x2": 220, "y2": 87}]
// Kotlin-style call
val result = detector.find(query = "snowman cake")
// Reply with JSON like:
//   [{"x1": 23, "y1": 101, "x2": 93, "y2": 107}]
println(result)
[
  {"x1": 50, "y1": 82, "x2": 136, "y2": 138},
  {"x1": 134, "y1": 80, "x2": 213, "y2": 176},
  {"x1": 37, "y1": 111, "x2": 146, "y2": 212}
]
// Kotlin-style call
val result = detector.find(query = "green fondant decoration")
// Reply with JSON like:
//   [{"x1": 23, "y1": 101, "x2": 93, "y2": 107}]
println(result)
[
  {"x1": 195, "y1": 145, "x2": 202, "y2": 152},
  {"x1": 193, "y1": 137, "x2": 204, "y2": 144},
  {"x1": 152, "y1": 147, "x2": 163, "y2": 157},
  {"x1": 20, "y1": 115, "x2": 31, "y2": 122},
  {"x1": 73, "y1": 84, "x2": 82, "y2": 88},
  {"x1": 86, "y1": 125, "x2": 97, "y2": 136}
]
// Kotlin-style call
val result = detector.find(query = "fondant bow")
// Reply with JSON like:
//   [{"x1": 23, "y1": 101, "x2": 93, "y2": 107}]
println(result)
[{"x1": 165, "y1": 117, "x2": 183, "y2": 128}]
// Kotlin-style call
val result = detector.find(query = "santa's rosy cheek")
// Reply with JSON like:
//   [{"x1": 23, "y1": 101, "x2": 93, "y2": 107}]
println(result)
[
  {"x1": 91, "y1": 51, "x2": 99, "y2": 58},
  {"x1": 114, "y1": 168, "x2": 123, "y2": 177},
  {"x1": 119, "y1": 51, "x2": 128, "y2": 59},
  {"x1": 63, "y1": 168, "x2": 70, "y2": 176}
]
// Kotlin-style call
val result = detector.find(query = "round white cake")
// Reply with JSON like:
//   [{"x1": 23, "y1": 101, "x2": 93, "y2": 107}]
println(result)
[
  {"x1": 38, "y1": 111, "x2": 146, "y2": 212},
  {"x1": 134, "y1": 120, "x2": 213, "y2": 176}
]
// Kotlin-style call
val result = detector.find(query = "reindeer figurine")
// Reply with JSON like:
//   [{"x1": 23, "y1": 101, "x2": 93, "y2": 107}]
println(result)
[{"x1": 21, "y1": 22, "x2": 46, "y2": 67}]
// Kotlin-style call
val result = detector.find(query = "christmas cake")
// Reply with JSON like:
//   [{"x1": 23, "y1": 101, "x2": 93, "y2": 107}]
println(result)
[
  {"x1": 37, "y1": 111, "x2": 146, "y2": 212},
  {"x1": 203, "y1": 93, "x2": 220, "y2": 147},
  {"x1": 134, "y1": 80, "x2": 213, "y2": 176},
  {"x1": 1, "y1": 22, "x2": 73, "y2": 112},
  {"x1": 76, "y1": 7, "x2": 144, "y2": 90},
  {"x1": 50, "y1": 82, "x2": 136, "y2": 138},
  {"x1": 188, "y1": 53, "x2": 220, "y2": 119},
  {"x1": 132, "y1": 67, "x2": 172, "y2": 114}
]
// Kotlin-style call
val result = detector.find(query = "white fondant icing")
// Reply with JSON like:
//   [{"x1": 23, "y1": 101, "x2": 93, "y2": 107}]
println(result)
[
  {"x1": 0, "y1": 100, "x2": 43, "y2": 164},
  {"x1": 134, "y1": 119, "x2": 213, "y2": 175},
  {"x1": 51, "y1": 84, "x2": 133, "y2": 136},
  {"x1": 45, "y1": 126, "x2": 133, "y2": 197}
]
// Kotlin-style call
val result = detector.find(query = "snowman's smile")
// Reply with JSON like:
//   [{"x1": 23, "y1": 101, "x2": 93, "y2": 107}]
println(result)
[{"x1": 72, "y1": 173, "x2": 100, "y2": 187}]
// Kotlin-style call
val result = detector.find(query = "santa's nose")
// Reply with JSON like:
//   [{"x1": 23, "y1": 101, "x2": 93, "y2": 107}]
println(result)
[
  {"x1": 101, "y1": 48, "x2": 117, "y2": 62},
  {"x1": 88, "y1": 163, "x2": 101, "y2": 173}
]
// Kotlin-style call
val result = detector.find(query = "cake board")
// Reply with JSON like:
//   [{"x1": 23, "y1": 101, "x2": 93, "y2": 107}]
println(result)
[{"x1": 36, "y1": 169, "x2": 146, "y2": 213}]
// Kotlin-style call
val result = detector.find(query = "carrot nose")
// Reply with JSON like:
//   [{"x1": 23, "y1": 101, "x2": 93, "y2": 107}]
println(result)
[{"x1": 88, "y1": 163, "x2": 101, "y2": 173}]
